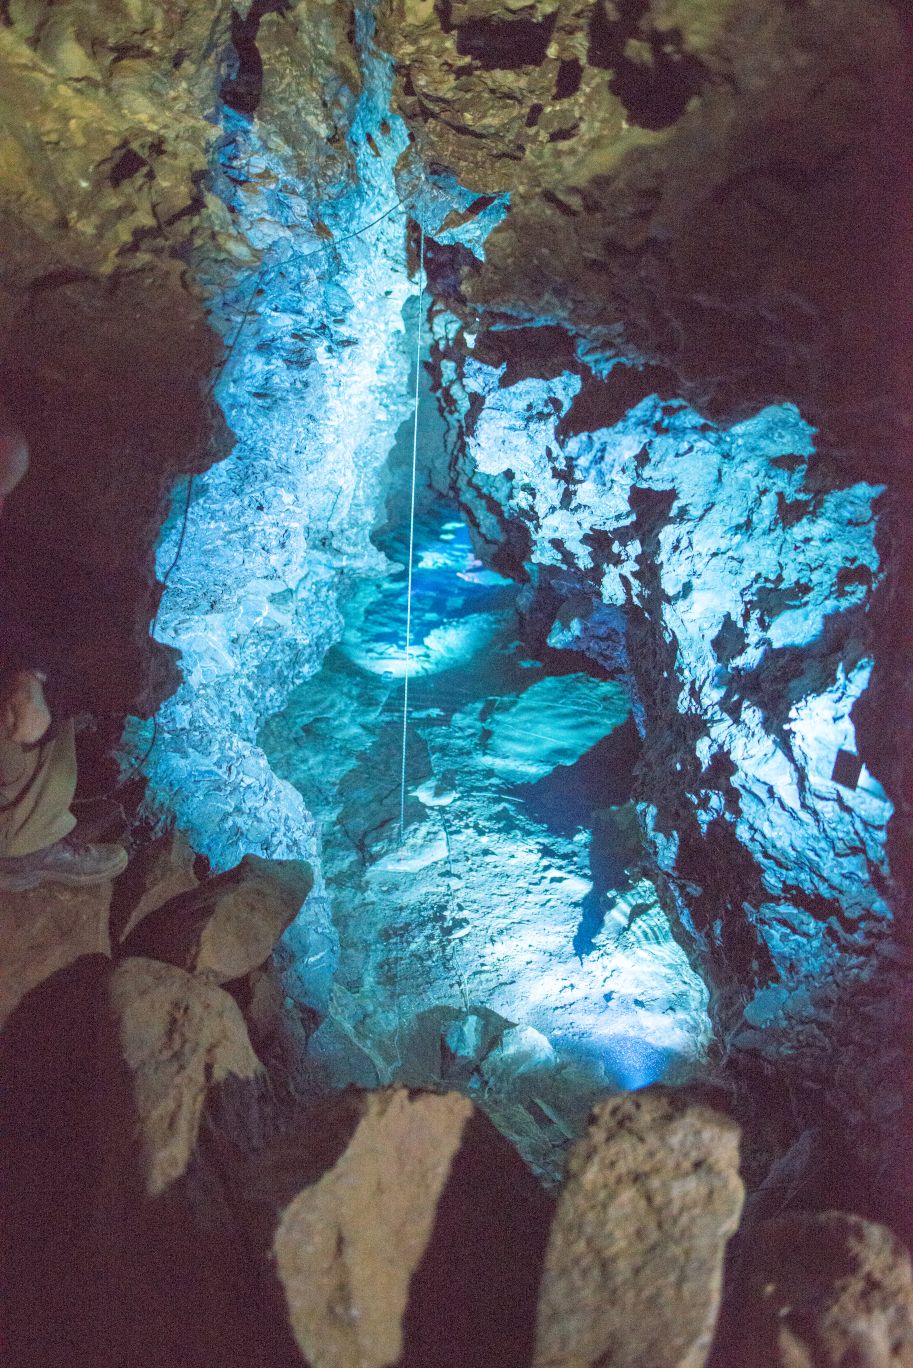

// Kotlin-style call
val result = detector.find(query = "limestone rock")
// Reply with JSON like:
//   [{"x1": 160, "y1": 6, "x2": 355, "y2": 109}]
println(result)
[
  {"x1": 122, "y1": 854, "x2": 312, "y2": 984},
  {"x1": 110, "y1": 956, "x2": 262, "y2": 1195},
  {"x1": 379, "y1": 0, "x2": 910, "y2": 450},
  {"x1": 533, "y1": 1086, "x2": 744, "y2": 1368},
  {"x1": 115, "y1": 827, "x2": 199, "y2": 944},
  {"x1": 248, "y1": 1086, "x2": 554, "y2": 1368},
  {"x1": 0, "y1": 882, "x2": 111, "y2": 1026},
  {"x1": 732, "y1": 1211, "x2": 913, "y2": 1368}
]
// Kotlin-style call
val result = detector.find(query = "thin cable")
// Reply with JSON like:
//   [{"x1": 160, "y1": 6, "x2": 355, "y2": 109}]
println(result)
[{"x1": 399, "y1": 221, "x2": 425, "y2": 844}]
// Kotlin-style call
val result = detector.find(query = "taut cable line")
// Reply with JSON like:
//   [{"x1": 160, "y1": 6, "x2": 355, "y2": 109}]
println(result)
[{"x1": 399, "y1": 219, "x2": 425, "y2": 845}]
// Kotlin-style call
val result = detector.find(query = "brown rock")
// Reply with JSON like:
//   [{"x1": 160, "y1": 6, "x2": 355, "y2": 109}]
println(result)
[
  {"x1": 0, "y1": 882, "x2": 111, "y2": 1026},
  {"x1": 115, "y1": 827, "x2": 199, "y2": 944},
  {"x1": 110, "y1": 956, "x2": 262, "y2": 1196},
  {"x1": 533, "y1": 1087, "x2": 744, "y2": 1368},
  {"x1": 122, "y1": 854, "x2": 312, "y2": 984},
  {"x1": 246, "y1": 1086, "x2": 554, "y2": 1368},
  {"x1": 732, "y1": 1211, "x2": 913, "y2": 1368}
]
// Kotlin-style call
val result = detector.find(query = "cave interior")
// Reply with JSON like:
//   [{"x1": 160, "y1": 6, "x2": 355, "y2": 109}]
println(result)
[{"x1": 0, "y1": 0, "x2": 911, "y2": 1364}]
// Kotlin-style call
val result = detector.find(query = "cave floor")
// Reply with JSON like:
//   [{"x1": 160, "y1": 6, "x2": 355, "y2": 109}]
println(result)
[{"x1": 261, "y1": 497, "x2": 710, "y2": 1179}]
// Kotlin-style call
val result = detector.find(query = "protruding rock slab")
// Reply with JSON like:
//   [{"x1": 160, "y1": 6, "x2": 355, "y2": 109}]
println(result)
[
  {"x1": 533, "y1": 1087, "x2": 743, "y2": 1368},
  {"x1": 252, "y1": 1087, "x2": 554, "y2": 1368},
  {"x1": 123, "y1": 854, "x2": 312, "y2": 984},
  {"x1": 115, "y1": 828, "x2": 199, "y2": 944},
  {"x1": 0, "y1": 882, "x2": 111, "y2": 1026},
  {"x1": 110, "y1": 956, "x2": 262, "y2": 1195},
  {"x1": 732, "y1": 1211, "x2": 913, "y2": 1368}
]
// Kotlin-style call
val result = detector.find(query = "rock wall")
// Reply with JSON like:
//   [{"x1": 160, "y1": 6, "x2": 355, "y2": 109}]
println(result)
[
  {"x1": 375, "y1": 0, "x2": 913, "y2": 1229},
  {"x1": 0, "y1": 0, "x2": 242, "y2": 719}
]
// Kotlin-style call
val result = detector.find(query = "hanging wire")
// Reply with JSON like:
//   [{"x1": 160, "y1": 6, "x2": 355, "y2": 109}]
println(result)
[{"x1": 399, "y1": 220, "x2": 425, "y2": 844}]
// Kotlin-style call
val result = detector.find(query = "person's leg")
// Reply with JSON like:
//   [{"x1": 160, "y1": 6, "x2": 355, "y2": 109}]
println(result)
[
  {"x1": 0, "y1": 721, "x2": 127, "y2": 890},
  {"x1": 0, "y1": 721, "x2": 77, "y2": 858}
]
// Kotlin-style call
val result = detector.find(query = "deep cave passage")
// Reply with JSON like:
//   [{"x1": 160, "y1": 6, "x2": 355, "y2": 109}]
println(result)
[{"x1": 260, "y1": 403, "x2": 710, "y2": 1179}]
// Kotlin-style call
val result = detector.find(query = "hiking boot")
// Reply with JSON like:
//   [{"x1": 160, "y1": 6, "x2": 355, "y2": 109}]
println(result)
[{"x1": 0, "y1": 833, "x2": 128, "y2": 892}]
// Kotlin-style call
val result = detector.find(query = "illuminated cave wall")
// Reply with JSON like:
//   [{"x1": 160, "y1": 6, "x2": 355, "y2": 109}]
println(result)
[
  {"x1": 125, "y1": 0, "x2": 908, "y2": 1199},
  {"x1": 430, "y1": 335, "x2": 899, "y2": 1093}
]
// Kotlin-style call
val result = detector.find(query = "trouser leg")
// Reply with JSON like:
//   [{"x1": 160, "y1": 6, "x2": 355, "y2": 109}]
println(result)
[{"x1": 0, "y1": 720, "x2": 78, "y2": 858}]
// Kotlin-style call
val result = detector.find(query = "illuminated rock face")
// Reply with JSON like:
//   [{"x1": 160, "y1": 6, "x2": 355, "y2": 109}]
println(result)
[
  {"x1": 429, "y1": 325, "x2": 909, "y2": 1210},
  {"x1": 378, "y1": 0, "x2": 910, "y2": 457},
  {"x1": 263, "y1": 490, "x2": 712, "y2": 1176}
]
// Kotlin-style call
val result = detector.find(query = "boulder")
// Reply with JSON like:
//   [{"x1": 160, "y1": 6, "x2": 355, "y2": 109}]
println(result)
[
  {"x1": 533, "y1": 1087, "x2": 744, "y2": 1368},
  {"x1": 0, "y1": 955, "x2": 293, "y2": 1368},
  {"x1": 114, "y1": 828, "x2": 199, "y2": 944},
  {"x1": 0, "y1": 882, "x2": 110, "y2": 1026},
  {"x1": 110, "y1": 956, "x2": 263, "y2": 1196},
  {"x1": 246, "y1": 1086, "x2": 554, "y2": 1368},
  {"x1": 731, "y1": 1211, "x2": 913, "y2": 1368},
  {"x1": 122, "y1": 854, "x2": 312, "y2": 985}
]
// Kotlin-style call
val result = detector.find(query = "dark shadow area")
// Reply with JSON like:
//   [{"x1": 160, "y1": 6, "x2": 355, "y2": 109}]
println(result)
[
  {"x1": 399, "y1": 1109, "x2": 556, "y2": 1368},
  {"x1": 555, "y1": 362, "x2": 677, "y2": 441},
  {"x1": 220, "y1": 0, "x2": 290, "y2": 117},
  {"x1": 453, "y1": 12, "x2": 557, "y2": 70},
  {"x1": 0, "y1": 956, "x2": 302, "y2": 1368},
  {"x1": 510, "y1": 716, "x2": 640, "y2": 831},
  {"x1": 587, "y1": 0, "x2": 709, "y2": 129},
  {"x1": 509, "y1": 718, "x2": 642, "y2": 957}
]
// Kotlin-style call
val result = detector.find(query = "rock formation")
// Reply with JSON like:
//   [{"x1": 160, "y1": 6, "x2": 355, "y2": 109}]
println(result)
[
  {"x1": 248, "y1": 1086, "x2": 555, "y2": 1368},
  {"x1": 723, "y1": 1211, "x2": 913, "y2": 1368},
  {"x1": 123, "y1": 853, "x2": 313, "y2": 983},
  {"x1": 0, "y1": 0, "x2": 911, "y2": 1361},
  {"x1": 533, "y1": 1088, "x2": 743, "y2": 1368},
  {"x1": 375, "y1": 0, "x2": 913, "y2": 1229}
]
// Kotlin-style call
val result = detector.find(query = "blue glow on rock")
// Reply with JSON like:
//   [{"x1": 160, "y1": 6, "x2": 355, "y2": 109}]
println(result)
[
  {"x1": 435, "y1": 331, "x2": 895, "y2": 1088},
  {"x1": 262, "y1": 492, "x2": 711, "y2": 1174}
]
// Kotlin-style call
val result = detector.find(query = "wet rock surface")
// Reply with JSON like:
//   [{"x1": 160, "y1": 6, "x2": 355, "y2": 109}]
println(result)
[
  {"x1": 534, "y1": 1087, "x2": 743, "y2": 1368},
  {"x1": 0, "y1": 0, "x2": 910, "y2": 1359},
  {"x1": 262, "y1": 489, "x2": 711, "y2": 1178}
]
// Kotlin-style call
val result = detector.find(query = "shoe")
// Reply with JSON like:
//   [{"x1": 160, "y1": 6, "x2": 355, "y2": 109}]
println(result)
[{"x1": 0, "y1": 833, "x2": 128, "y2": 892}]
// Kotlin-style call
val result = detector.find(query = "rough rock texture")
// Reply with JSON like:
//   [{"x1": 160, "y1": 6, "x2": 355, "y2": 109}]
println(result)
[
  {"x1": 423, "y1": 318, "x2": 912, "y2": 1224},
  {"x1": 0, "y1": 954, "x2": 299, "y2": 1368},
  {"x1": 123, "y1": 853, "x2": 313, "y2": 983},
  {"x1": 0, "y1": 882, "x2": 111, "y2": 1025},
  {"x1": 245, "y1": 1086, "x2": 555, "y2": 1368},
  {"x1": 724, "y1": 1212, "x2": 913, "y2": 1368},
  {"x1": 370, "y1": 7, "x2": 913, "y2": 1241},
  {"x1": 110, "y1": 955, "x2": 263, "y2": 1195},
  {"x1": 0, "y1": 0, "x2": 236, "y2": 719},
  {"x1": 113, "y1": 827, "x2": 199, "y2": 943},
  {"x1": 379, "y1": 0, "x2": 910, "y2": 455},
  {"x1": 534, "y1": 1087, "x2": 743, "y2": 1368}
]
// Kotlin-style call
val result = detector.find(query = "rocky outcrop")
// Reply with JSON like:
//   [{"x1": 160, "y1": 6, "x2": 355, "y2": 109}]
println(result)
[
  {"x1": 0, "y1": 952, "x2": 282, "y2": 1368},
  {"x1": 723, "y1": 1212, "x2": 913, "y2": 1368},
  {"x1": 110, "y1": 955, "x2": 263, "y2": 1195},
  {"x1": 0, "y1": 880, "x2": 111, "y2": 1025},
  {"x1": 0, "y1": 0, "x2": 238, "y2": 721},
  {"x1": 421, "y1": 309, "x2": 911, "y2": 1224},
  {"x1": 245, "y1": 1086, "x2": 555, "y2": 1368},
  {"x1": 114, "y1": 828, "x2": 199, "y2": 944},
  {"x1": 534, "y1": 1087, "x2": 743, "y2": 1368},
  {"x1": 379, "y1": 0, "x2": 910, "y2": 457},
  {"x1": 123, "y1": 854, "x2": 313, "y2": 984}
]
